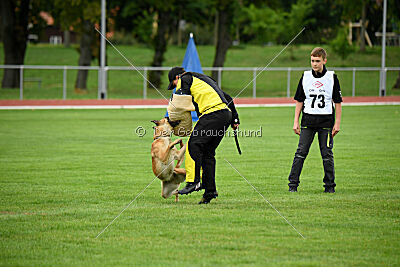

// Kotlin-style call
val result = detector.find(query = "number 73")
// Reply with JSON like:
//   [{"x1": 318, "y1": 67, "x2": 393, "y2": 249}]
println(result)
[{"x1": 310, "y1": 94, "x2": 325, "y2": 108}]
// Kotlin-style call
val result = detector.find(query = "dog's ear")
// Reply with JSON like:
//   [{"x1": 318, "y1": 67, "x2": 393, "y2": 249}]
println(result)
[
  {"x1": 151, "y1": 120, "x2": 160, "y2": 126},
  {"x1": 168, "y1": 120, "x2": 181, "y2": 128}
]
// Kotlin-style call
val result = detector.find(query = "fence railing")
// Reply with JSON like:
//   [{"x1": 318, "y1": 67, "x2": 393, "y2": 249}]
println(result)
[{"x1": 0, "y1": 65, "x2": 399, "y2": 100}]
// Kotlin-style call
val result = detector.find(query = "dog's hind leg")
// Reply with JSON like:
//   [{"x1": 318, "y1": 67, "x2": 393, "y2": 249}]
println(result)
[{"x1": 171, "y1": 170, "x2": 186, "y2": 202}]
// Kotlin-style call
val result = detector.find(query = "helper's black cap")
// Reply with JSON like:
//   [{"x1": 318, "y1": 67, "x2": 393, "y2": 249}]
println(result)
[{"x1": 167, "y1": 67, "x2": 185, "y2": 90}]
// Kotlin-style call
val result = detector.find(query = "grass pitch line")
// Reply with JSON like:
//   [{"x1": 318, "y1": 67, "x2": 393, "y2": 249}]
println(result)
[
  {"x1": 227, "y1": 27, "x2": 306, "y2": 107},
  {"x1": 95, "y1": 159, "x2": 176, "y2": 239},
  {"x1": 94, "y1": 27, "x2": 174, "y2": 108},
  {"x1": 224, "y1": 159, "x2": 306, "y2": 239}
]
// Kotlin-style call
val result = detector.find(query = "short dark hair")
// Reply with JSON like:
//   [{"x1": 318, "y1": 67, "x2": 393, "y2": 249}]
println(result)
[
  {"x1": 311, "y1": 47, "x2": 327, "y2": 59},
  {"x1": 167, "y1": 67, "x2": 185, "y2": 90}
]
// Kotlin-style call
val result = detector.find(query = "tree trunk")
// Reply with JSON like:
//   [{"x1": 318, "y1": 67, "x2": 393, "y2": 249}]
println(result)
[
  {"x1": 177, "y1": 9, "x2": 182, "y2": 46},
  {"x1": 393, "y1": 71, "x2": 400, "y2": 89},
  {"x1": 0, "y1": 0, "x2": 30, "y2": 89},
  {"x1": 213, "y1": 11, "x2": 219, "y2": 47},
  {"x1": 64, "y1": 30, "x2": 70, "y2": 48},
  {"x1": 211, "y1": 1, "x2": 233, "y2": 82},
  {"x1": 360, "y1": 1, "x2": 367, "y2": 52},
  {"x1": 149, "y1": 10, "x2": 172, "y2": 90},
  {"x1": 75, "y1": 20, "x2": 95, "y2": 91},
  {"x1": 235, "y1": 20, "x2": 240, "y2": 45}
]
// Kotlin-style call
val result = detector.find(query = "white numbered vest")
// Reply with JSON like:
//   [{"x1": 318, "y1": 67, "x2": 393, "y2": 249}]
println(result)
[{"x1": 302, "y1": 70, "x2": 334, "y2": 115}]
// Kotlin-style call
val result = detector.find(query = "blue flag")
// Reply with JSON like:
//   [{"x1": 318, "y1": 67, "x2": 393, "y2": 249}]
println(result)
[
  {"x1": 166, "y1": 33, "x2": 201, "y2": 121},
  {"x1": 182, "y1": 34, "x2": 203, "y2": 74}
]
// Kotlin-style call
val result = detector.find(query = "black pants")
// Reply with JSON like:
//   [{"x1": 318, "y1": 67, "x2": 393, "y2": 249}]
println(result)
[
  {"x1": 188, "y1": 109, "x2": 232, "y2": 194},
  {"x1": 288, "y1": 127, "x2": 336, "y2": 188}
]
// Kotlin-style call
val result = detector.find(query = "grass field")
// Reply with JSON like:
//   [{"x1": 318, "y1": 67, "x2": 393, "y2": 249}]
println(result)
[
  {"x1": 0, "y1": 44, "x2": 399, "y2": 99},
  {"x1": 0, "y1": 106, "x2": 399, "y2": 266}
]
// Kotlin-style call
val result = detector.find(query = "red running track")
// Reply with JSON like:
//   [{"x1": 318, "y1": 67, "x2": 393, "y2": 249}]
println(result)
[{"x1": 0, "y1": 96, "x2": 399, "y2": 107}]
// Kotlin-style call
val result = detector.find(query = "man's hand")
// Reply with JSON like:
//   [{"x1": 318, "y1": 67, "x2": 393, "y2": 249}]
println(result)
[
  {"x1": 333, "y1": 103, "x2": 342, "y2": 138},
  {"x1": 293, "y1": 121, "x2": 300, "y2": 135},
  {"x1": 293, "y1": 101, "x2": 303, "y2": 136},
  {"x1": 231, "y1": 118, "x2": 240, "y2": 130},
  {"x1": 332, "y1": 124, "x2": 340, "y2": 137}
]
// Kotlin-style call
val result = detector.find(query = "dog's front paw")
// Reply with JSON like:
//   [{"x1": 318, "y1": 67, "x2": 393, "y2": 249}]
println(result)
[{"x1": 173, "y1": 190, "x2": 179, "y2": 202}]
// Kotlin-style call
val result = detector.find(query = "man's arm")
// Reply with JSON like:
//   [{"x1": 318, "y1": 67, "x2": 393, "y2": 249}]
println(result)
[
  {"x1": 293, "y1": 101, "x2": 303, "y2": 135},
  {"x1": 332, "y1": 74, "x2": 342, "y2": 138},
  {"x1": 332, "y1": 103, "x2": 341, "y2": 137},
  {"x1": 223, "y1": 92, "x2": 240, "y2": 129},
  {"x1": 292, "y1": 75, "x2": 305, "y2": 135}
]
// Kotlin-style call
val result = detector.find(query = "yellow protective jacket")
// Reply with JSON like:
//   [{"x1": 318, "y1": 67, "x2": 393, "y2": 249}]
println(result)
[{"x1": 175, "y1": 72, "x2": 239, "y2": 122}]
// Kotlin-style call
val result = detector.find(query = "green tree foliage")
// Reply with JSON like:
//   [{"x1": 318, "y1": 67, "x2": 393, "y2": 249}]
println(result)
[
  {"x1": 389, "y1": 0, "x2": 400, "y2": 89},
  {"x1": 240, "y1": 4, "x2": 281, "y2": 44},
  {"x1": 339, "y1": 0, "x2": 363, "y2": 21},
  {"x1": 277, "y1": 0, "x2": 315, "y2": 44},
  {"x1": 330, "y1": 27, "x2": 355, "y2": 61},
  {"x1": 111, "y1": 0, "x2": 215, "y2": 88},
  {"x1": 111, "y1": 0, "x2": 215, "y2": 46},
  {"x1": 291, "y1": 0, "x2": 342, "y2": 43},
  {"x1": 389, "y1": 0, "x2": 400, "y2": 32},
  {"x1": 338, "y1": 0, "x2": 369, "y2": 51},
  {"x1": 54, "y1": 0, "x2": 101, "y2": 33},
  {"x1": 239, "y1": 0, "x2": 315, "y2": 45},
  {"x1": 109, "y1": 1, "x2": 153, "y2": 45}
]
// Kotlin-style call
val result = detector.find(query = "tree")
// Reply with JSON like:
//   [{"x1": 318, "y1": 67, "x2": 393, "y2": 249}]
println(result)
[
  {"x1": 148, "y1": 0, "x2": 213, "y2": 89},
  {"x1": 55, "y1": 0, "x2": 101, "y2": 92},
  {"x1": 109, "y1": 0, "x2": 153, "y2": 45},
  {"x1": 75, "y1": 19, "x2": 98, "y2": 91},
  {"x1": 330, "y1": 27, "x2": 355, "y2": 61},
  {"x1": 148, "y1": 6, "x2": 174, "y2": 89},
  {"x1": 239, "y1": 0, "x2": 314, "y2": 59},
  {"x1": 359, "y1": 0, "x2": 368, "y2": 52},
  {"x1": 240, "y1": 4, "x2": 281, "y2": 44},
  {"x1": 393, "y1": 73, "x2": 400, "y2": 90},
  {"x1": 339, "y1": 0, "x2": 369, "y2": 52},
  {"x1": 111, "y1": 0, "x2": 175, "y2": 89},
  {"x1": 389, "y1": 0, "x2": 400, "y2": 89},
  {"x1": 211, "y1": 0, "x2": 236, "y2": 82},
  {"x1": 277, "y1": 0, "x2": 315, "y2": 43},
  {"x1": 299, "y1": 0, "x2": 342, "y2": 44},
  {"x1": 278, "y1": 0, "x2": 315, "y2": 60},
  {"x1": 112, "y1": 0, "x2": 215, "y2": 89},
  {"x1": 0, "y1": 0, "x2": 30, "y2": 89}
]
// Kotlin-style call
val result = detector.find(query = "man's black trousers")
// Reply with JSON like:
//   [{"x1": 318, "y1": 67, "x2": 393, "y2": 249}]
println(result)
[
  {"x1": 288, "y1": 127, "x2": 336, "y2": 189},
  {"x1": 188, "y1": 109, "x2": 232, "y2": 194}
]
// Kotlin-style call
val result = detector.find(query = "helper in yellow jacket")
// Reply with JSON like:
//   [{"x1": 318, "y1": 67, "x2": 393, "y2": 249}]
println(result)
[{"x1": 166, "y1": 67, "x2": 240, "y2": 204}]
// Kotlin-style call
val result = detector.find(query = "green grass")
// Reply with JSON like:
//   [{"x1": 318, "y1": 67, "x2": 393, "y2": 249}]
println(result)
[
  {"x1": 0, "y1": 43, "x2": 399, "y2": 99},
  {"x1": 0, "y1": 106, "x2": 399, "y2": 265}
]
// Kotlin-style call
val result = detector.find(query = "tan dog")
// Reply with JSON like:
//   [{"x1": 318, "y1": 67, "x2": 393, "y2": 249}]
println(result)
[{"x1": 151, "y1": 118, "x2": 186, "y2": 201}]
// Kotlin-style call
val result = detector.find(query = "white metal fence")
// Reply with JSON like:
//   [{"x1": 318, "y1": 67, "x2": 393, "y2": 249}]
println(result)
[{"x1": 0, "y1": 65, "x2": 399, "y2": 100}]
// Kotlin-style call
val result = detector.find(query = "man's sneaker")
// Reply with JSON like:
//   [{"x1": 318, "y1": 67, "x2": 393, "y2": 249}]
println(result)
[
  {"x1": 178, "y1": 181, "x2": 202, "y2": 195},
  {"x1": 289, "y1": 186, "x2": 298, "y2": 192},
  {"x1": 198, "y1": 191, "x2": 218, "y2": 204},
  {"x1": 324, "y1": 187, "x2": 335, "y2": 193}
]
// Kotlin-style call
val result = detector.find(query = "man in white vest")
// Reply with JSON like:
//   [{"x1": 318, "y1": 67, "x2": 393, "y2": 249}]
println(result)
[{"x1": 288, "y1": 47, "x2": 342, "y2": 193}]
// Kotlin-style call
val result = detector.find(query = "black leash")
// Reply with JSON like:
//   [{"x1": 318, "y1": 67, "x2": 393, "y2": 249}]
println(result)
[{"x1": 233, "y1": 129, "x2": 242, "y2": 155}]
